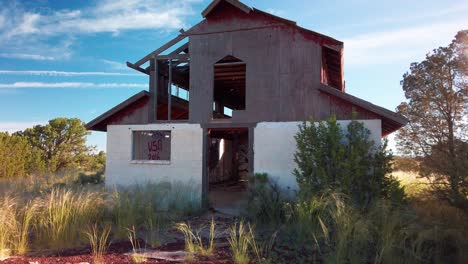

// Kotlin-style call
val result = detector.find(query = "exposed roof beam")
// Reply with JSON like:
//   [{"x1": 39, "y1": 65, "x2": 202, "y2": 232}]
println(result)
[
  {"x1": 171, "y1": 43, "x2": 189, "y2": 55},
  {"x1": 126, "y1": 62, "x2": 149, "y2": 75},
  {"x1": 133, "y1": 33, "x2": 186, "y2": 67},
  {"x1": 156, "y1": 54, "x2": 190, "y2": 60}
]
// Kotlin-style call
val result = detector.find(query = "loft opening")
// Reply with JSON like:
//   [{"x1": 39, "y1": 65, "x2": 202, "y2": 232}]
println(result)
[
  {"x1": 213, "y1": 56, "x2": 246, "y2": 119},
  {"x1": 154, "y1": 58, "x2": 190, "y2": 121},
  {"x1": 321, "y1": 46, "x2": 344, "y2": 91}
]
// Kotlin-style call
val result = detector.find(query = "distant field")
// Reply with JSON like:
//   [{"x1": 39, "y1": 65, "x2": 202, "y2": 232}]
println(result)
[{"x1": 393, "y1": 170, "x2": 431, "y2": 196}]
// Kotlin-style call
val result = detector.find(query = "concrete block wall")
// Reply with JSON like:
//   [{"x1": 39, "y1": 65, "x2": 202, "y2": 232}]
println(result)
[
  {"x1": 105, "y1": 123, "x2": 203, "y2": 197},
  {"x1": 253, "y1": 120, "x2": 382, "y2": 191}
]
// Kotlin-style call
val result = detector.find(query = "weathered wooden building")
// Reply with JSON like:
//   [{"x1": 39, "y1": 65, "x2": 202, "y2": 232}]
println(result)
[{"x1": 87, "y1": 0, "x2": 407, "y2": 205}]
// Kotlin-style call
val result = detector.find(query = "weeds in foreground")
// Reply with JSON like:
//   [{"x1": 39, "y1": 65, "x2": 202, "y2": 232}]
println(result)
[
  {"x1": 128, "y1": 226, "x2": 147, "y2": 263},
  {"x1": 228, "y1": 221, "x2": 251, "y2": 264},
  {"x1": 36, "y1": 189, "x2": 105, "y2": 250},
  {"x1": 0, "y1": 196, "x2": 37, "y2": 257},
  {"x1": 85, "y1": 224, "x2": 111, "y2": 264},
  {"x1": 14, "y1": 202, "x2": 36, "y2": 255},
  {"x1": 249, "y1": 226, "x2": 277, "y2": 264},
  {"x1": 176, "y1": 218, "x2": 217, "y2": 260}
]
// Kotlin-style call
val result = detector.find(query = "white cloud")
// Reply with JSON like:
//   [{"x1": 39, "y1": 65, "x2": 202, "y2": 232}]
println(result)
[
  {"x1": 0, "y1": 70, "x2": 143, "y2": 76},
  {"x1": 0, "y1": 82, "x2": 147, "y2": 89},
  {"x1": 0, "y1": 0, "x2": 201, "y2": 61},
  {"x1": 0, "y1": 121, "x2": 46, "y2": 134},
  {"x1": 344, "y1": 18, "x2": 468, "y2": 65},
  {"x1": 0, "y1": 53, "x2": 55, "y2": 60},
  {"x1": 1, "y1": 0, "x2": 201, "y2": 38},
  {"x1": 102, "y1": 60, "x2": 130, "y2": 71}
]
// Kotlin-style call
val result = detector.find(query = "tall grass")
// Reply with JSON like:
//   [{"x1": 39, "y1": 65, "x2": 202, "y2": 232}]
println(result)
[
  {"x1": 228, "y1": 221, "x2": 252, "y2": 264},
  {"x1": 0, "y1": 196, "x2": 37, "y2": 257},
  {"x1": 85, "y1": 224, "x2": 111, "y2": 264},
  {"x1": 35, "y1": 188, "x2": 106, "y2": 250},
  {"x1": 128, "y1": 226, "x2": 147, "y2": 263},
  {"x1": 176, "y1": 218, "x2": 217, "y2": 259},
  {"x1": 111, "y1": 182, "x2": 201, "y2": 239}
]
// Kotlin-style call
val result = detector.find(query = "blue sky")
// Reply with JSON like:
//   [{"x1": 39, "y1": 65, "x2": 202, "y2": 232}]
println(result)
[{"x1": 0, "y1": 0, "x2": 467, "y2": 152}]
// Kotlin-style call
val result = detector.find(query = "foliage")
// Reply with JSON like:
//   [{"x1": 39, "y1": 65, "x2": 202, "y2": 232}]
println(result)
[
  {"x1": 393, "y1": 156, "x2": 420, "y2": 172},
  {"x1": 85, "y1": 224, "x2": 111, "y2": 264},
  {"x1": 111, "y1": 182, "x2": 201, "y2": 239},
  {"x1": 270, "y1": 192, "x2": 468, "y2": 263},
  {"x1": 19, "y1": 117, "x2": 92, "y2": 172},
  {"x1": 228, "y1": 221, "x2": 252, "y2": 264},
  {"x1": 246, "y1": 173, "x2": 290, "y2": 225},
  {"x1": 176, "y1": 218, "x2": 217, "y2": 259},
  {"x1": 75, "y1": 171, "x2": 105, "y2": 185},
  {"x1": 127, "y1": 226, "x2": 147, "y2": 263},
  {"x1": 0, "y1": 132, "x2": 45, "y2": 178},
  {"x1": 396, "y1": 30, "x2": 468, "y2": 208},
  {"x1": 0, "y1": 175, "x2": 202, "y2": 256},
  {"x1": 35, "y1": 188, "x2": 106, "y2": 250},
  {"x1": 293, "y1": 116, "x2": 405, "y2": 208}
]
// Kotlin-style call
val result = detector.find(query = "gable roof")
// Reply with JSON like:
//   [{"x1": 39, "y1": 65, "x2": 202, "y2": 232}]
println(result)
[
  {"x1": 86, "y1": 90, "x2": 149, "y2": 131},
  {"x1": 319, "y1": 84, "x2": 408, "y2": 136},
  {"x1": 202, "y1": 0, "x2": 251, "y2": 17}
]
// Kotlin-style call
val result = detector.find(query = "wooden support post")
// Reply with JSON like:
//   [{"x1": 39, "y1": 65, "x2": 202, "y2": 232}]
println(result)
[
  {"x1": 148, "y1": 59, "x2": 156, "y2": 123},
  {"x1": 168, "y1": 59, "x2": 172, "y2": 121},
  {"x1": 248, "y1": 126, "x2": 254, "y2": 175},
  {"x1": 152, "y1": 58, "x2": 159, "y2": 123},
  {"x1": 202, "y1": 128, "x2": 209, "y2": 203}
]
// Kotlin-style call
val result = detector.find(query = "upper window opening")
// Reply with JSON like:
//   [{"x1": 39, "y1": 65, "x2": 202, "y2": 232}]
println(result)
[{"x1": 213, "y1": 56, "x2": 246, "y2": 119}]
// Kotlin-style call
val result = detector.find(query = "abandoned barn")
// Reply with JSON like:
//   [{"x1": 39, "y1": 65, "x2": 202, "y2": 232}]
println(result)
[{"x1": 86, "y1": 0, "x2": 408, "y2": 208}]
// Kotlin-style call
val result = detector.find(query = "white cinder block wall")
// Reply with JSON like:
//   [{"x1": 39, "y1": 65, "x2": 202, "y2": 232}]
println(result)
[
  {"x1": 254, "y1": 120, "x2": 382, "y2": 192},
  {"x1": 105, "y1": 123, "x2": 203, "y2": 196}
]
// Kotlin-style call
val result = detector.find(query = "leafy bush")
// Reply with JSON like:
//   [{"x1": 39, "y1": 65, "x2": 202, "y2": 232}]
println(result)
[
  {"x1": 246, "y1": 173, "x2": 290, "y2": 225},
  {"x1": 75, "y1": 171, "x2": 105, "y2": 185},
  {"x1": 293, "y1": 116, "x2": 405, "y2": 208}
]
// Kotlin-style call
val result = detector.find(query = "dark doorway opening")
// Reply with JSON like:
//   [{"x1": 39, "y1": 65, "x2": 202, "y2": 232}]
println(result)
[{"x1": 207, "y1": 127, "x2": 249, "y2": 214}]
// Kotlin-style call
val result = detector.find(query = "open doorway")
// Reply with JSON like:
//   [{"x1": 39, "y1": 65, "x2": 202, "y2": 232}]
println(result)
[{"x1": 207, "y1": 128, "x2": 249, "y2": 214}]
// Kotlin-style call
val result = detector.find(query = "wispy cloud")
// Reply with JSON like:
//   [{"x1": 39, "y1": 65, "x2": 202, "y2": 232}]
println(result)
[
  {"x1": 0, "y1": 82, "x2": 147, "y2": 89},
  {"x1": 0, "y1": 70, "x2": 143, "y2": 77},
  {"x1": 102, "y1": 59, "x2": 130, "y2": 71},
  {"x1": 0, "y1": 121, "x2": 46, "y2": 134},
  {"x1": 344, "y1": 18, "x2": 468, "y2": 65},
  {"x1": 1, "y1": 0, "x2": 201, "y2": 39},
  {"x1": 0, "y1": 0, "x2": 201, "y2": 61},
  {"x1": 0, "y1": 53, "x2": 55, "y2": 60}
]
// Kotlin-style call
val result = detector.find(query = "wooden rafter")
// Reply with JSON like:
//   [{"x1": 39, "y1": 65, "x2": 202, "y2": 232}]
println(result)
[{"x1": 133, "y1": 33, "x2": 186, "y2": 67}]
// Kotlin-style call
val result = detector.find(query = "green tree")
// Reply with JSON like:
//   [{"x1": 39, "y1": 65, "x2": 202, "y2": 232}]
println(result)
[
  {"x1": 293, "y1": 116, "x2": 404, "y2": 208},
  {"x1": 396, "y1": 30, "x2": 467, "y2": 208},
  {"x1": 0, "y1": 132, "x2": 45, "y2": 178},
  {"x1": 20, "y1": 118, "x2": 92, "y2": 172}
]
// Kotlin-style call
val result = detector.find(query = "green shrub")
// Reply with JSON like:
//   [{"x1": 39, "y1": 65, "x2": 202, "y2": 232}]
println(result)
[
  {"x1": 293, "y1": 116, "x2": 405, "y2": 208},
  {"x1": 246, "y1": 173, "x2": 290, "y2": 225},
  {"x1": 75, "y1": 171, "x2": 105, "y2": 185}
]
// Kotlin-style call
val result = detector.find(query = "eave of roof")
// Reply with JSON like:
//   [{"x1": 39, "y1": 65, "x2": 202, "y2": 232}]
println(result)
[
  {"x1": 319, "y1": 84, "x2": 408, "y2": 135},
  {"x1": 86, "y1": 90, "x2": 149, "y2": 131}
]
